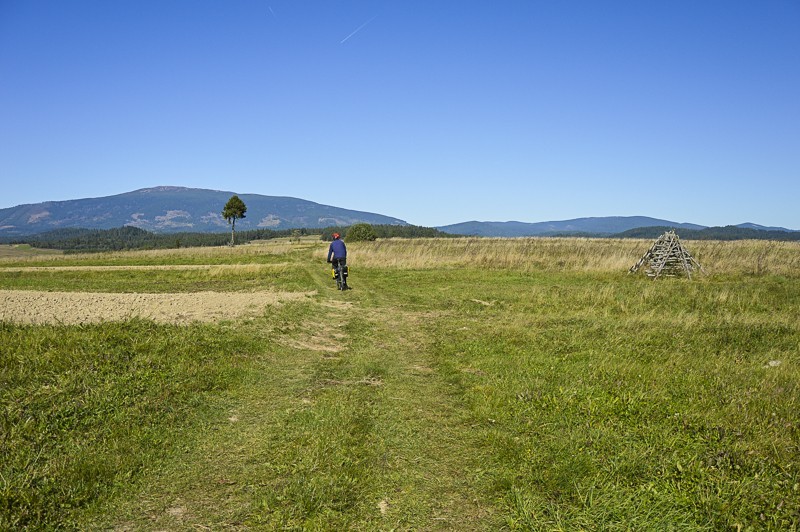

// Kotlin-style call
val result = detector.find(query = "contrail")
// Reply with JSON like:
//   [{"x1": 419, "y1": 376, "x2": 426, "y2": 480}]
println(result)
[{"x1": 340, "y1": 15, "x2": 377, "y2": 44}]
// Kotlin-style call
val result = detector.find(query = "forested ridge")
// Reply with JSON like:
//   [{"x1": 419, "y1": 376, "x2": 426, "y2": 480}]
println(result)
[
  {"x1": 2, "y1": 223, "x2": 797, "y2": 252},
  {"x1": 614, "y1": 225, "x2": 800, "y2": 241}
]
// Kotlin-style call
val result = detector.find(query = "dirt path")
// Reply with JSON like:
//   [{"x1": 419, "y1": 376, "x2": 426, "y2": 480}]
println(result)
[
  {"x1": 81, "y1": 263, "x2": 498, "y2": 529},
  {"x1": 0, "y1": 289, "x2": 315, "y2": 325}
]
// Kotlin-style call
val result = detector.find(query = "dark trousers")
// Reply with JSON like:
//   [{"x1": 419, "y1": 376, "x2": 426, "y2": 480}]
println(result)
[{"x1": 331, "y1": 258, "x2": 347, "y2": 272}]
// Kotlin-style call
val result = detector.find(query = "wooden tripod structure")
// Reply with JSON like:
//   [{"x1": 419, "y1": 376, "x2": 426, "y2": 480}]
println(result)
[{"x1": 629, "y1": 230, "x2": 704, "y2": 279}]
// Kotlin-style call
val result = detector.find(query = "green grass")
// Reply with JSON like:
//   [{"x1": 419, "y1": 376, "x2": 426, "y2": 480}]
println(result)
[
  {"x1": 2, "y1": 240, "x2": 799, "y2": 530},
  {"x1": 423, "y1": 279, "x2": 800, "y2": 529},
  {"x1": 1, "y1": 319, "x2": 259, "y2": 529}
]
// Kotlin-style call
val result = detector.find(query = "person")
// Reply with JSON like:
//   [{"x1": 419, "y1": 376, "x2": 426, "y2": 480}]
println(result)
[{"x1": 327, "y1": 232, "x2": 349, "y2": 289}]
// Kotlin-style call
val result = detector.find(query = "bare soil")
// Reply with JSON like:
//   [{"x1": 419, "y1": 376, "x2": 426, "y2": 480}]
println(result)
[{"x1": 0, "y1": 289, "x2": 315, "y2": 325}]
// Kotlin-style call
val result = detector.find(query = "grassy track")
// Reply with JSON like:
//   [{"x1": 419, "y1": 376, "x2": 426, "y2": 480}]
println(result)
[{"x1": 2, "y1": 238, "x2": 799, "y2": 529}]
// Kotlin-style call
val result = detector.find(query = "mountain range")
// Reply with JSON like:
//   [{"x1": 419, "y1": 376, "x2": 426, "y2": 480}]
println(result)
[
  {"x1": 0, "y1": 187, "x2": 406, "y2": 237},
  {"x1": 436, "y1": 217, "x2": 708, "y2": 237},
  {"x1": 0, "y1": 186, "x2": 795, "y2": 237}
]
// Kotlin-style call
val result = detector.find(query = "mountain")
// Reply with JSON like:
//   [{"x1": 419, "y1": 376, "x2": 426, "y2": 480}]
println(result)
[
  {"x1": 437, "y1": 217, "x2": 706, "y2": 237},
  {"x1": 0, "y1": 186, "x2": 407, "y2": 236},
  {"x1": 735, "y1": 222, "x2": 798, "y2": 233}
]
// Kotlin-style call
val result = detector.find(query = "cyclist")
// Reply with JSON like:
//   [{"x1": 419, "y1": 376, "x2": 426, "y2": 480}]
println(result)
[{"x1": 327, "y1": 232, "x2": 349, "y2": 289}]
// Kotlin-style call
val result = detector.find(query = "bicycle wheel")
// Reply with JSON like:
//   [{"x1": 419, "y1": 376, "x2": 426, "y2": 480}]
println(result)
[{"x1": 335, "y1": 264, "x2": 344, "y2": 290}]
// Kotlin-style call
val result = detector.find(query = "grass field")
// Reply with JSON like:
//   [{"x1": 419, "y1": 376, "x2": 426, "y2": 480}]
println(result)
[
  {"x1": 0, "y1": 244, "x2": 62, "y2": 259},
  {"x1": 2, "y1": 237, "x2": 799, "y2": 530}
]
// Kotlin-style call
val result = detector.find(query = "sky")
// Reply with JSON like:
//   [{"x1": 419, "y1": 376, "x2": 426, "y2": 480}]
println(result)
[{"x1": 1, "y1": 0, "x2": 799, "y2": 229}]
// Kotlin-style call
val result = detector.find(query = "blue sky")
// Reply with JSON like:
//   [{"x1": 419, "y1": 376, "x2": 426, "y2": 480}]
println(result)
[{"x1": 1, "y1": 1, "x2": 798, "y2": 229}]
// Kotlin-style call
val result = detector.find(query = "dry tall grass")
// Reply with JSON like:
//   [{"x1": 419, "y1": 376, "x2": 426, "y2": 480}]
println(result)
[
  {"x1": 334, "y1": 237, "x2": 800, "y2": 276},
  {"x1": 0, "y1": 245, "x2": 62, "y2": 260},
  {"x1": 5, "y1": 237, "x2": 798, "y2": 276},
  {"x1": 689, "y1": 239, "x2": 800, "y2": 276},
  {"x1": 0, "y1": 239, "x2": 316, "y2": 264}
]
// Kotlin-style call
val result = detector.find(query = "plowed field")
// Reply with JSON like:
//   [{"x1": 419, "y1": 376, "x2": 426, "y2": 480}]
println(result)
[{"x1": 0, "y1": 289, "x2": 314, "y2": 325}]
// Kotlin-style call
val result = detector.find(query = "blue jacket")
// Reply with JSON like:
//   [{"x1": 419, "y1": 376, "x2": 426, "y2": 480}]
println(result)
[{"x1": 327, "y1": 239, "x2": 347, "y2": 261}]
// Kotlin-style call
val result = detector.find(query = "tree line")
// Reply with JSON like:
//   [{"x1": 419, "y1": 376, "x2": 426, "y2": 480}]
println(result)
[
  {"x1": 1, "y1": 224, "x2": 457, "y2": 252},
  {"x1": 319, "y1": 224, "x2": 457, "y2": 241},
  {"x1": 0, "y1": 226, "x2": 306, "y2": 252}
]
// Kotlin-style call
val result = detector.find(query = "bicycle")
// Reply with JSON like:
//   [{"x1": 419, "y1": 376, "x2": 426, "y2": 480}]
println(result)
[{"x1": 329, "y1": 258, "x2": 350, "y2": 290}]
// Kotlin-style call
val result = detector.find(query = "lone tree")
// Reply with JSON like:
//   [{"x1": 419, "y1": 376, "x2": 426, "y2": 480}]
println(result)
[
  {"x1": 222, "y1": 195, "x2": 247, "y2": 246},
  {"x1": 346, "y1": 223, "x2": 377, "y2": 242}
]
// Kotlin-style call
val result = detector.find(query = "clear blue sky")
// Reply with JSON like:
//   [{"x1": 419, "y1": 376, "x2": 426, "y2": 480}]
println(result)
[{"x1": 2, "y1": 1, "x2": 798, "y2": 229}]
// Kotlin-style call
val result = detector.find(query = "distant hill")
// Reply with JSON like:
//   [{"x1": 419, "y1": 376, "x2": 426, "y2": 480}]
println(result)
[
  {"x1": 0, "y1": 186, "x2": 407, "y2": 236},
  {"x1": 616, "y1": 225, "x2": 800, "y2": 241},
  {"x1": 437, "y1": 217, "x2": 706, "y2": 237},
  {"x1": 735, "y1": 222, "x2": 798, "y2": 233}
]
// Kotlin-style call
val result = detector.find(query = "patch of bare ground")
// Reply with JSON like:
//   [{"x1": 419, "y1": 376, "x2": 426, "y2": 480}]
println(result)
[
  {"x1": 317, "y1": 376, "x2": 384, "y2": 387},
  {"x1": 0, "y1": 289, "x2": 315, "y2": 325},
  {"x1": 410, "y1": 364, "x2": 435, "y2": 374},
  {"x1": 276, "y1": 321, "x2": 348, "y2": 353},
  {"x1": 280, "y1": 336, "x2": 343, "y2": 353},
  {"x1": 318, "y1": 298, "x2": 354, "y2": 310}
]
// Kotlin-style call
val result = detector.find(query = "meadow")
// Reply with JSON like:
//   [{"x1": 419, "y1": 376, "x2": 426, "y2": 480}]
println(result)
[{"x1": 1, "y1": 237, "x2": 799, "y2": 530}]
